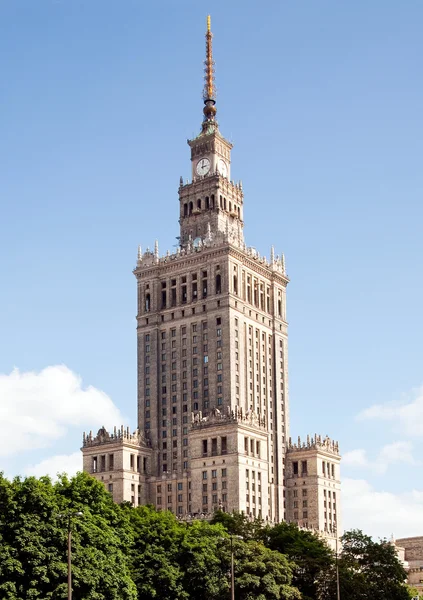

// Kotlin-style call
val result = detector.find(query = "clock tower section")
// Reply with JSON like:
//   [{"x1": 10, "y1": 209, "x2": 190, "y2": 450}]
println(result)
[{"x1": 179, "y1": 17, "x2": 244, "y2": 249}]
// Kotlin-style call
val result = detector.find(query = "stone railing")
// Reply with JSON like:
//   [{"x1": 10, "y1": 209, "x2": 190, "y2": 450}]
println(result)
[
  {"x1": 191, "y1": 406, "x2": 266, "y2": 430},
  {"x1": 82, "y1": 425, "x2": 150, "y2": 448},
  {"x1": 287, "y1": 434, "x2": 340, "y2": 455}
]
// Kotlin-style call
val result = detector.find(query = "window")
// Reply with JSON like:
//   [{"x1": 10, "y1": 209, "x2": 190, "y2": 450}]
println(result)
[
  {"x1": 222, "y1": 468, "x2": 227, "y2": 477},
  {"x1": 212, "y1": 469, "x2": 217, "y2": 478}
]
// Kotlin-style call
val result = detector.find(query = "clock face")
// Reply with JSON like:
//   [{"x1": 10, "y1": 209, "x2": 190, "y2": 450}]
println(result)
[
  {"x1": 196, "y1": 157, "x2": 211, "y2": 176},
  {"x1": 218, "y1": 159, "x2": 228, "y2": 178}
]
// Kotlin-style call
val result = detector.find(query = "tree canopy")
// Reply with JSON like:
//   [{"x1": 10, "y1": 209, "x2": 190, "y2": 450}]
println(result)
[{"x1": 0, "y1": 474, "x2": 413, "y2": 600}]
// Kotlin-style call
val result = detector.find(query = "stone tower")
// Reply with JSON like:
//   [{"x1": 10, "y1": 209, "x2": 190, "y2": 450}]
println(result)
[
  {"x1": 285, "y1": 435, "x2": 341, "y2": 548},
  {"x1": 82, "y1": 16, "x2": 341, "y2": 533}
]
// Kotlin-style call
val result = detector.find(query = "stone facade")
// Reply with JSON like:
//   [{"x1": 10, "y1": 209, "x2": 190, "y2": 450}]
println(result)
[
  {"x1": 285, "y1": 435, "x2": 341, "y2": 548},
  {"x1": 81, "y1": 17, "x2": 342, "y2": 537},
  {"x1": 395, "y1": 537, "x2": 423, "y2": 594},
  {"x1": 81, "y1": 426, "x2": 151, "y2": 506}
]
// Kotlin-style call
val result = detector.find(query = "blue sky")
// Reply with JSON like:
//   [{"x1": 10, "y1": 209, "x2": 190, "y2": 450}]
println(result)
[{"x1": 1, "y1": 0, "x2": 422, "y2": 538}]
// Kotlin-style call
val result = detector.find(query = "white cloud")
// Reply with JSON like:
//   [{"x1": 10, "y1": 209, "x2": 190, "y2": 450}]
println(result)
[
  {"x1": 343, "y1": 448, "x2": 368, "y2": 467},
  {"x1": 358, "y1": 384, "x2": 423, "y2": 436},
  {"x1": 343, "y1": 441, "x2": 417, "y2": 474},
  {"x1": 342, "y1": 478, "x2": 423, "y2": 539},
  {"x1": 25, "y1": 451, "x2": 82, "y2": 480},
  {"x1": 0, "y1": 365, "x2": 123, "y2": 457}
]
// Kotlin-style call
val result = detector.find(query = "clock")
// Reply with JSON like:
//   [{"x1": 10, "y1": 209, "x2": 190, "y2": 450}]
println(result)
[
  {"x1": 218, "y1": 159, "x2": 228, "y2": 178},
  {"x1": 196, "y1": 157, "x2": 211, "y2": 176}
]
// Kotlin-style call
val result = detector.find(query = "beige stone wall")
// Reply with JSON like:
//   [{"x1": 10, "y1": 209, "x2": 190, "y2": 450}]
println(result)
[
  {"x1": 80, "y1": 84, "x2": 343, "y2": 530},
  {"x1": 285, "y1": 438, "x2": 341, "y2": 536},
  {"x1": 396, "y1": 537, "x2": 423, "y2": 592},
  {"x1": 133, "y1": 234, "x2": 290, "y2": 521},
  {"x1": 81, "y1": 429, "x2": 150, "y2": 506}
]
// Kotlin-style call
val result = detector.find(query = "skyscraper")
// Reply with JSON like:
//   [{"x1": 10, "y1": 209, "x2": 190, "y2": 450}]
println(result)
[{"x1": 82, "y1": 16, "x2": 341, "y2": 539}]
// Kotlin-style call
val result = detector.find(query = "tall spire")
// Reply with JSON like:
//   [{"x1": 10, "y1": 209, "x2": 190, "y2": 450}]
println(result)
[{"x1": 202, "y1": 15, "x2": 217, "y2": 128}]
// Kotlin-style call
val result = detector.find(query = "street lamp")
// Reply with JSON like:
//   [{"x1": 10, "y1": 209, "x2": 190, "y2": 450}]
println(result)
[
  {"x1": 333, "y1": 524, "x2": 340, "y2": 600},
  {"x1": 228, "y1": 534, "x2": 243, "y2": 600},
  {"x1": 59, "y1": 511, "x2": 83, "y2": 600}
]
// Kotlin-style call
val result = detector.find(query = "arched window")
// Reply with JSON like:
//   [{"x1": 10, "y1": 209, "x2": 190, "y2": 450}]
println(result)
[
  {"x1": 197, "y1": 198, "x2": 201, "y2": 210},
  {"x1": 211, "y1": 194, "x2": 215, "y2": 208},
  {"x1": 189, "y1": 201, "x2": 193, "y2": 215},
  {"x1": 205, "y1": 196, "x2": 210, "y2": 209},
  {"x1": 216, "y1": 274, "x2": 221, "y2": 294},
  {"x1": 237, "y1": 206, "x2": 240, "y2": 217},
  {"x1": 229, "y1": 201, "x2": 232, "y2": 213},
  {"x1": 183, "y1": 203, "x2": 188, "y2": 217},
  {"x1": 219, "y1": 195, "x2": 223, "y2": 208},
  {"x1": 145, "y1": 293, "x2": 151, "y2": 312},
  {"x1": 233, "y1": 275, "x2": 238, "y2": 295},
  {"x1": 224, "y1": 197, "x2": 227, "y2": 210}
]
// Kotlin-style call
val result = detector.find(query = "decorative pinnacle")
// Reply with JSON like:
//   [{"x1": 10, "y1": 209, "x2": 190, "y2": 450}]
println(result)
[
  {"x1": 204, "y1": 15, "x2": 215, "y2": 101},
  {"x1": 202, "y1": 15, "x2": 217, "y2": 124}
]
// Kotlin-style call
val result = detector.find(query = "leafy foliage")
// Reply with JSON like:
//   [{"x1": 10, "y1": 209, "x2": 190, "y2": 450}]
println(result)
[
  {"x1": 0, "y1": 476, "x2": 413, "y2": 600},
  {"x1": 265, "y1": 521, "x2": 334, "y2": 600},
  {"x1": 316, "y1": 529, "x2": 410, "y2": 600},
  {"x1": 0, "y1": 472, "x2": 137, "y2": 599}
]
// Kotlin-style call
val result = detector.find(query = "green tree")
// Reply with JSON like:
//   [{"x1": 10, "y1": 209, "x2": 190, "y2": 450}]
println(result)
[
  {"x1": 0, "y1": 472, "x2": 137, "y2": 600},
  {"x1": 179, "y1": 519, "x2": 229, "y2": 600},
  {"x1": 126, "y1": 504, "x2": 187, "y2": 600},
  {"x1": 211, "y1": 510, "x2": 264, "y2": 540},
  {"x1": 317, "y1": 529, "x2": 410, "y2": 600},
  {"x1": 265, "y1": 521, "x2": 334, "y2": 600},
  {"x1": 232, "y1": 539, "x2": 301, "y2": 600}
]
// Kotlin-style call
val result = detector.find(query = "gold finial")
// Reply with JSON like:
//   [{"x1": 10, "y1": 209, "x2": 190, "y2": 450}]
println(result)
[{"x1": 203, "y1": 15, "x2": 216, "y2": 106}]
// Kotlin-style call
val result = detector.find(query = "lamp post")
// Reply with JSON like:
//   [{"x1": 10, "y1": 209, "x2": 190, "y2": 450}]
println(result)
[
  {"x1": 59, "y1": 511, "x2": 83, "y2": 600},
  {"x1": 229, "y1": 534, "x2": 243, "y2": 600},
  {"x1": 334, "y1": 524, "x2": 340, "y2": 600}
]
